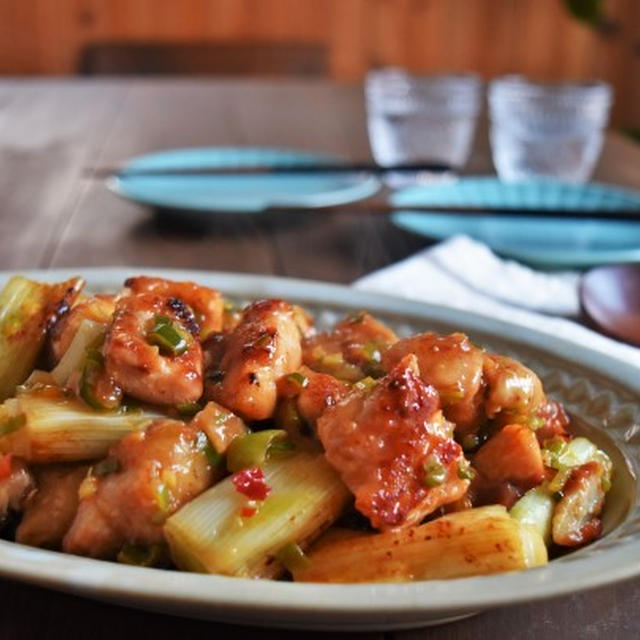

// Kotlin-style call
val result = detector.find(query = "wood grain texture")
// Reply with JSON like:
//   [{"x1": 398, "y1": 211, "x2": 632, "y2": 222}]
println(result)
[
  {"x1": 0, "y1": 78, "x2": 639, "y2": 638},
  {"x1": 0, "y1": 0, "x2": 638, "y2": 126}
]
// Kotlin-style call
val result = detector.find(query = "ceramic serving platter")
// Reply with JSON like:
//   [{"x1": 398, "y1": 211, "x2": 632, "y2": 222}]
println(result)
[{"x1": 0, "y1": 268, "x2": 638, "y2": 631}]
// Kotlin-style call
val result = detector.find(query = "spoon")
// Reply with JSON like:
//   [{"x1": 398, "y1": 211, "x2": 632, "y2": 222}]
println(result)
[{"x1": 580, "y1": 264, "x2": 640, "y2": 347}]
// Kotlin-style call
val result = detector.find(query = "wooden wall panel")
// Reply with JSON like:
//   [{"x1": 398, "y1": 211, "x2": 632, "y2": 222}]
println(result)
[{"x1": 0, "y1": 0, "x2": 637, "y2": 125}]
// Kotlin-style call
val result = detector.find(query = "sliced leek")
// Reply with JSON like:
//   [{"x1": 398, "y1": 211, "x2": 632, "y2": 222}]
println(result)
[
  {"x1": 293, "y1": 505, "x2": 547, "y2": 583},
  {"x1": 0, "y1": 387, "x2": 161, "y2": 462},
  {"x1": 542, "y1": 436, "x2": 613, "y2": 492},
  {"x1": 164, "y1": 452, "x2": 350, "y2": 578},
  {"x1": 50, "y1": 319, "x2": 106, "y2": 386},
  {"x1": 0, "y1": 276, "x2": 83, "y2": 400},
  {"x1": 510, "y1": 485, "x2": 555, "y2": 545}
]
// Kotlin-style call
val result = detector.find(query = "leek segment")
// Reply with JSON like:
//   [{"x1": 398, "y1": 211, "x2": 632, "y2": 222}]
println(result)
[
  {"x1": 292, "y1": 505, "x2": 547, "y2": 583},
  {"x1": 0, "y1": 276, "x2": 83, "y2": 401},
  {"x1": 0, "y1": 388, "x2": 161, "y2": 462},
  {"x1": 50, "y1": 319, "x2": 106, "y2": 386},
  {"x1": 510, "y1": 485, "x2": 555, "y2": 544},
  {"x1": 164, "y1": 452, "x2": 350, "y2": 578}
]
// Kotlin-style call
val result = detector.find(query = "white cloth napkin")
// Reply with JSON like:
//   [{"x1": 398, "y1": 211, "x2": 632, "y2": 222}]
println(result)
[{"x1": 355, "y1": 235, "x2": 640, "y2": 366}]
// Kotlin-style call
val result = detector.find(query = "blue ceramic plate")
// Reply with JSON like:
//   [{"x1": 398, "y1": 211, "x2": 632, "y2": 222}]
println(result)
[
  {"x1": 391, "y1": 178, "x2": 640, "y2": 268},
  {"x1": 108, "y1": 147, "x2": 380, "y2": 213}
]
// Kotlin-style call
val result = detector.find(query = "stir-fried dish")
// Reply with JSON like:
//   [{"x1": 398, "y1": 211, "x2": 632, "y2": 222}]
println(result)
[{"x1": 0, "y1": 275, "x2": 613, "y2": 582}]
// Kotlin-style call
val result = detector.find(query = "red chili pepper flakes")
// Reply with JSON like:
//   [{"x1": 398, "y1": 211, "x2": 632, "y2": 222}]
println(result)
[
  {"x1": 0, "y1": 454, "x2": 12, "y2": 481},
  {"x1": 240, "y1": 506, "x2": 257, "y2": 518},
  {"x1": 232, "y1": 466, "x2": 271, "y2": 501}
]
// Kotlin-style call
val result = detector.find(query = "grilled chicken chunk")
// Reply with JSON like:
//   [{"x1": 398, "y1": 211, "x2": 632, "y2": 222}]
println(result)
[
  {"x1": 63, "y1": 419, "x2": 217, "y2": 559},
  {"x1": 317, "y1": 354, "x2": 469, "y2": 531},
  {"x1": 205, "y1": 299, "x2": 304, "y2": 421},
  {"x1": 303, "y1": 312, "x2": 397, "y2": 382}
]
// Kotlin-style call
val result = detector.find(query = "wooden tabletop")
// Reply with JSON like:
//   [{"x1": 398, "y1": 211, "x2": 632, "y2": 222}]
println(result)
[{"x1": 0, "y1": 78, "x2": 639, "y2": 640}]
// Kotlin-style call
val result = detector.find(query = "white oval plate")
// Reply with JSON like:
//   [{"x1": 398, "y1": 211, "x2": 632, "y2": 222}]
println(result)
[{"x1": 1, "y1": 268, "x2": 639, "y2": 631}]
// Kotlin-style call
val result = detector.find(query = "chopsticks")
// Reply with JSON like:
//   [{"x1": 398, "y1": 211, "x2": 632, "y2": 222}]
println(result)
[
  {"x1": 85, "y1": 163, "x2": 640, "y2": 221},
  {"x1": 86, "y1": 161, "x2": 453, "y2": 179},
  {"x1": 268, "y1": 203, "x2": 640, "y2": 221}
]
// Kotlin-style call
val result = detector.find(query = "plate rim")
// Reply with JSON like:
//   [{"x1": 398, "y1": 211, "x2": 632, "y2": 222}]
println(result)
[
  {"x1": 0, "y1": 266, "x2": 639, "y2": 628},
  {"x1": 391, "y1": 211, "x2": 640, "y2": 267},
  {"x1": 107, "y1": 146, "x2": 381, "y2": 213}
]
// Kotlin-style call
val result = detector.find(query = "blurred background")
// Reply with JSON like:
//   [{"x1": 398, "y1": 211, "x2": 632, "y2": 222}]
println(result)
[{"x1": 1, "y1": 0, "x2": 638, "y2": 130}]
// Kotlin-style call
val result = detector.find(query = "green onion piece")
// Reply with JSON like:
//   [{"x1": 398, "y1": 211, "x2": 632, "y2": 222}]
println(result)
[
  {"x1": 226, "y1": 430, "x2": 293, "y2": 473},
  {"x1": 346, "y1": 311, "x2": 365, "y2": 324},
  {"x1": 254, "y1": 333, "x2": 272, "y2": 349},
  {"x1": 79, "y1": 350, "x2": 110, "y2": 411},
  {"x1": 461, "y1": 433, "x2": 479, "y2": 452},
  {"x1": 152, "y1": 483, "x2": 172, "y2": 523},
  {"x1": 361, "y1": 342, "x2": 382, "y2": 363},
  {"x1": 528, "y1": 415, "x2": 545, "y2": 430},
  {"x1": 176, "y1": 401, "x2": 203, "y2": 417},
  {"x1": 321, "y1": 352, "x2": 345, "y2": 367},
  {"x1": 548, "y1": 467, "x2": 573, "y2": 494},
  {"x1": 117, "y1": 543, "x2": 168, "y2": 568},
  {"x1": 353, "y1": 377, "x2": 377, "y2": 393},
  {"x1": 285, "y1": 372, "x2": 309, "y2": 390},
  {"x1": 422, "y1": 458, "x2": 446, "y2": 488},
  {"x1": 275, "y1": 542, "x2": 311, "y2": 573},
  {"x1": 94, "y1": 457, "x2": 120, "y2": 477},
  {"x1": 147, "y1": 315, "x2": 189, "y2": 356},
  {"x1": 223, "y1": 300, "x2": 238, "y2": 312},
  {"x1": 457, "y1": 460, "x2": 475, "y2": 480},
  {"x1": 0, "y1": 413, "x2": 26, "y2": 438},
  {"x1": 541, "y1": 437, "x2": 568, "y2": 467},
  {"x1": 268, "y1": 439, "x2": 295, "y2": 455},
  {"x1": 203, "y1": 440, "x2": 224, "y2": 469}
]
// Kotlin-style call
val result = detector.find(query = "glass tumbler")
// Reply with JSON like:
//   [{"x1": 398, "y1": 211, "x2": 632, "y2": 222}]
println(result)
[
  {"x1": 488, "y1": 76, "x2": 612, "y2": 183},
  {"x1": 365, "y1": 69, "x2": 482, "y2": 183}
]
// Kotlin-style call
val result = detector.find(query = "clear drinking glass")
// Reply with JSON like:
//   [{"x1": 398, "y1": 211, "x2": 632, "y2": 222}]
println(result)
[
  {"x1": 365, "y1": 69, "x2": 482, "y2": 183},
  {"x1": 488, "y1": 76, "x2": 612, "y2": 183}
]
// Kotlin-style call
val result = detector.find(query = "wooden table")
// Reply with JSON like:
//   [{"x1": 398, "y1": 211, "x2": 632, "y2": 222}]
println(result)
[{"x1": 0, "y1": 78, "x2": 639, "y2": 640}]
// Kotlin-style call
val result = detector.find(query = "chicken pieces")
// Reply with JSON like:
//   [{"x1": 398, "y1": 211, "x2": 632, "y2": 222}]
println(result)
[
  {"x1": 103, "y1": 294, "x2": 203, "y2": 406},
  {"x1": 317, "y1": 354, "x2": 469, "y2": 530},
  {"x1": 17, "y1": 464, "x2": 88, "y2": 548},
  {"x1": 382, "y1": 332, "x2": 485, "y2": 436},
  {"x1": 63, "y1": 419, "x2": 217, "y2": 558},
  {"x1": 382, "y1": 333, "x2": 550, "y2": 441},
  {"x1": 205, "y1": 300, "x2": 305, "y2": 421},
  {"x1": 303, "y1": 312, "x2": 397, "y2": 382}
]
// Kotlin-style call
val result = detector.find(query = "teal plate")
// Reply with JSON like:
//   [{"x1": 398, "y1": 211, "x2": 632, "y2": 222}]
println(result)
[
  {"x1": 109, "y1": 147, "x2": 380, "y2": 213},
  {"x1": 391, "y1": 178, "x2": 640, "y2": 268}
]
